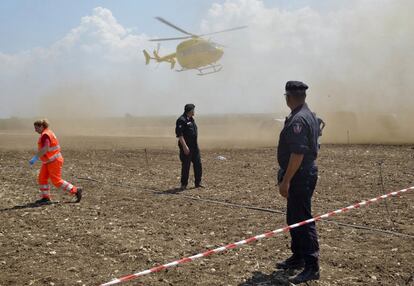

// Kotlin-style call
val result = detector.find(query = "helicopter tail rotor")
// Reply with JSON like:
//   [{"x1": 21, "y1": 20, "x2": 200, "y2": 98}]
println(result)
[{"x1": 143, "y1": 50, "x2": 152, "y2": 65}]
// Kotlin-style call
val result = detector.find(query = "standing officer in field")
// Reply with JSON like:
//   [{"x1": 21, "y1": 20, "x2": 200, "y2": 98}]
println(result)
[
  {"x1": 175, "y1": 104, "x2": 203, "y2": 190},
  {"x1": 276, "y1": 81, "x2": 320, "y2": 284}
]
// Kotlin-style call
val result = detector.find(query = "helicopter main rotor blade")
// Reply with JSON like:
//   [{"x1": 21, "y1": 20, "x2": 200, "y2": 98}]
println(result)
[
  {"x1": 155, "y1": 17, "x2": 196, "y2": 36},
  {"x1": 210, "y1": 41, "x2": 226, "y2": 48},
  {"x1": 199, "y1": 25, "x2": 248, "y2": 37},
  {"x1": 149, "y1": 36, "x2": 193, "y2": 42}
]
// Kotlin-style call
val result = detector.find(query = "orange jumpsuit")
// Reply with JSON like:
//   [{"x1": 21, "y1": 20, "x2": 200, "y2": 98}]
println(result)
[{"x1": 37, "y1": 128, "x2": 78, "y2": 199}]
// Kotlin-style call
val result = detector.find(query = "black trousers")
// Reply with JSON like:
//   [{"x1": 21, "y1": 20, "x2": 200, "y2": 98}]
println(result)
[
  {"x1": 286, "y1": 166, "x2": 319, "y2": 268},
  {"x1": 179, "y1": 147, "x2": 202, "y2": 187}
]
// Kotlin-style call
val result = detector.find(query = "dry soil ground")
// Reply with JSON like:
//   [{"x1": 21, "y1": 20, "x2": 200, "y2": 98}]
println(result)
[{"x1": 0, "y1": 135, "x2": 413, "y2": 286}]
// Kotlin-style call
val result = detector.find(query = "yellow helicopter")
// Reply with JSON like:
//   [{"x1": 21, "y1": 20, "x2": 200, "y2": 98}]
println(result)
[{"x1": 143, "y1": 17, "x2": 247, "y2": 75}]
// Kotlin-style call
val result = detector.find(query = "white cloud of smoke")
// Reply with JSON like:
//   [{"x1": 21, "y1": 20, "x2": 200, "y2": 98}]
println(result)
[{"x1": 201, "y1": 0, "x2": 414, "y2": 115}]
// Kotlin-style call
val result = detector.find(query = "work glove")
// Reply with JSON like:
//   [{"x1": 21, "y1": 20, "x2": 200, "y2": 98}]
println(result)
[{"x1": 29, "y1": 155, "x2": 39, "y2": 166}]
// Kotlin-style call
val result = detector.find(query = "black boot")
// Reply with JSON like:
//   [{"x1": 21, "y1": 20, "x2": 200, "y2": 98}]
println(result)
[
  {"x1": 75, "y1": 188, "x2": 83, "y2": 203},
  {"x1": 289, "y1": 267, "x2": 320, "y2": 284},
  {"x1": 276, "y1": 255, "x2": 305, "y2": 270}
]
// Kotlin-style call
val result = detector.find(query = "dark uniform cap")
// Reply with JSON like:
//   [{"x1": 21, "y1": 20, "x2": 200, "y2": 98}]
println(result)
[
  {"x1": 184, "y1": 104, "x2": 195, "y2": 113},
  {"x1": 285, "y1": 81, "x2": 308, "y2": 92}
]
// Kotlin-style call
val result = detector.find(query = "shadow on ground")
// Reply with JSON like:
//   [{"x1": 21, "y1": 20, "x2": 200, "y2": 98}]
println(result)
[
  {"x1": 0, "y1": 200, "x2": 68, "y2": 212},
  {"x1": 238, "y1": 270, "x2": 294, "y2": 286},
  {"x1": 156, "y1": 186, "x2": 199, "y2": 195}
]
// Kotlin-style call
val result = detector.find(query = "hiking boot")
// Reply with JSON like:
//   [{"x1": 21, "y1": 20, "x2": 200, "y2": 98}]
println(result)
[
  {"x1": 75, "y1": 188, "x2": 83, "y2": 203},
  {"x1": 179, "y1": 185, "x2": 187, "y2": 191},
  {"x1": 195, "y1": 184, "x2": 204, "y2": 188},
  {"x1": 289, "y1": 267, "x2": 320, "y2": 284},
  {"x1": 276, "y1": 255, "x2": 305, "y2": 270},
  {"x1": 34, "y1": 198, "x2": 52, "y2": 205}
]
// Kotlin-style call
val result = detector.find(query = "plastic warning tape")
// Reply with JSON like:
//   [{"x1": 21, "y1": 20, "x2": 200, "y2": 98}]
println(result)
[{"x1": 100, "y1": 186, "x2": 413, "y2": 286}]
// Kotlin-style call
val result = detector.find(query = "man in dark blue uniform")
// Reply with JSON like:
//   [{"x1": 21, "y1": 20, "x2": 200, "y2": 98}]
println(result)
[
  {"x1": 276, "y1": 81, "x2": 320, "y2": 284},
  {"x1": 175, "y1": 104, "x2": 203, "y2": 190}
]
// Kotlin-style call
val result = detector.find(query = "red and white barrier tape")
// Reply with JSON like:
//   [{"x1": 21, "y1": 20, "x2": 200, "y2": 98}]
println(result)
[{"x1": 100, "y1": 186, "x2": 413, "y2": 286}]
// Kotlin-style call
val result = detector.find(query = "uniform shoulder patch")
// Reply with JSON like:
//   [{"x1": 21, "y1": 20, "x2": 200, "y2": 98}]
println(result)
[{"x1": 292, "y1": 122, "x2": 303, "y2": 134}]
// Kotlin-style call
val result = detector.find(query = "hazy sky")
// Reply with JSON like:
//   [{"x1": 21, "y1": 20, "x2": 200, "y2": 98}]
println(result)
[
  {"x1": 0, "y1": 0, "x2": 354, "y2": 53},
  {"x1": 0, "y1": 0, "x2": 412, "y2": 118}
]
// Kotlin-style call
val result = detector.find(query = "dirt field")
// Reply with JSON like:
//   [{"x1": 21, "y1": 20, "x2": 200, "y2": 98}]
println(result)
[{"x1": 1, "y1": 135, "x2": 413, "y2": 286}]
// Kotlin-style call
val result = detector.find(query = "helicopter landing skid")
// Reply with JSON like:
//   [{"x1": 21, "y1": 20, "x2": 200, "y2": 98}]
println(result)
[{"x1": 197, "y1": 64, "x2": 222, "y2": 76}]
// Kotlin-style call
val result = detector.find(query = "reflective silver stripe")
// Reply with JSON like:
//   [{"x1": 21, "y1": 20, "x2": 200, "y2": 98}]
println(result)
[
  {"x1": 41, "y1": 191, "x2": 50, "y2": 195},
  {"x1": 45, "y1": 153, "x2": 62, "y2": 164},
  {"x1": 39, "y1": 184, "x2": 50, "y2": 189},
  {"x1": 49, "y1": 145, "x2": 60, "y2": 151},
  {"x1": 61, "y1": 181, "x2": 73, "y2": 191}
]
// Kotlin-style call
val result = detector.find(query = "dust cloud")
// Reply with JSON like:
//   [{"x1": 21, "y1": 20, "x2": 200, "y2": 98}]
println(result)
[{"x1": 1, "y1": 1, "x2": 413, "y2": 145}]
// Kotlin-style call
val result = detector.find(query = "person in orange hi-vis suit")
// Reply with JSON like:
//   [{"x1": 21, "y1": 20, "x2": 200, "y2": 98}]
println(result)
[{"x1": 29, "y1": 119, "x2": 83, "y2": 204}]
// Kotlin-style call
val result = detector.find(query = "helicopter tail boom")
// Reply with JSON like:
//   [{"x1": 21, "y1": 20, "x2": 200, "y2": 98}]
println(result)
[
  {"x1": 153, "y1": 50, "x2": 161, "y2": 60},
  {"x1": 143, "y1": 49, "x2": 176, "y2": 69}
]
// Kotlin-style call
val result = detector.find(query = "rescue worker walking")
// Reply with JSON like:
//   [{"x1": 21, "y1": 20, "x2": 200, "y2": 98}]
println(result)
[
  {"x1": 29, "y1": 119, "x2": 82, "y2": 204},
  {"x1": 276, "y1": 81, "x2": 320, "y2": 284},
  {"x1": 175, "y1": 104, "x2": 203, "y2": 190}
]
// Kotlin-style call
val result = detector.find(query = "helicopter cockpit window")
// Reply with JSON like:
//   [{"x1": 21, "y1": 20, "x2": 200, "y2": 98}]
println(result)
[{"x1": 207, "y1": 43, "x2": 217, "y2": 51}]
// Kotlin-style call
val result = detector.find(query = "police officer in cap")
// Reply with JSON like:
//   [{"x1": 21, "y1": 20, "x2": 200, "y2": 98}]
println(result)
[
  {"x1": 175, "y1": 104, "x2": 203, "y2": 190},
  {"x1": 276, "y1": 81, "x2": 320, "y2": 284}
]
